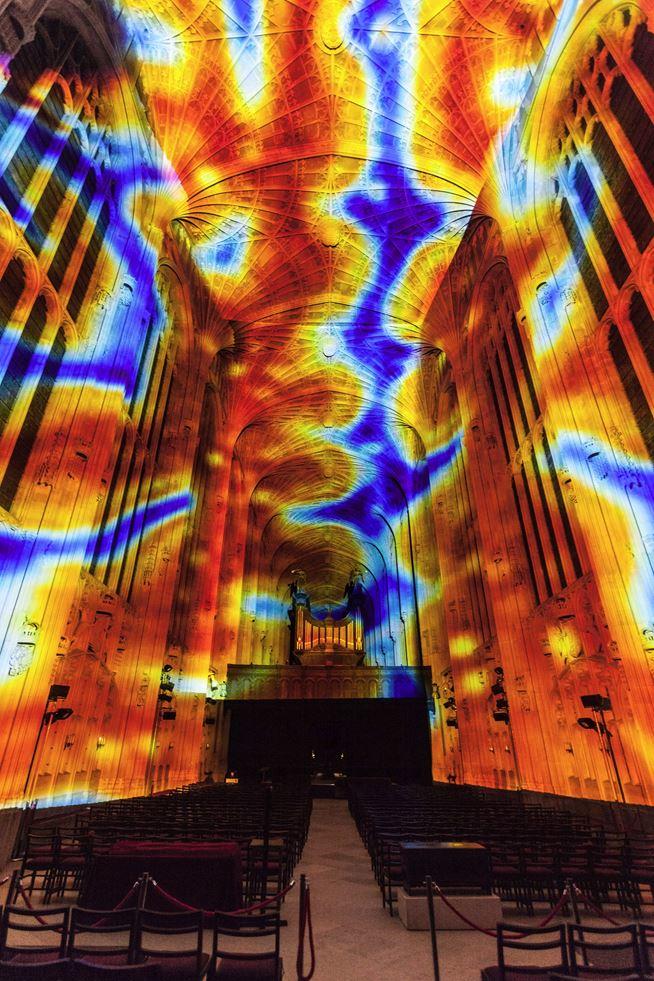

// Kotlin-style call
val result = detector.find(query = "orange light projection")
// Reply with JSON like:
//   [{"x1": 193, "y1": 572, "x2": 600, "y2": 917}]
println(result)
[{"x1": 0, "y1": 0, "x2": 653, "y2": 806}]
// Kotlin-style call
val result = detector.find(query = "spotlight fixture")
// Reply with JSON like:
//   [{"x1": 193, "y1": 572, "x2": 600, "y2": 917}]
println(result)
[
  {"x1": 161, "y1": 710, "x2": 176, "y2": 721},
  {"x1": 162, "y1": 664, "x2": 173, "y2": 673},
  {"x1": 44, "y1": 707, "x2": 74, "y2": 725},
  {"x1": 491, "y1": 682, "x2": 504, "y2": 696},
  {"x1": 577, "y1": 716, "x2": 598, "y2": 731},
  {"x1": 446, "y1": 718, "x2": 458, "y2": 728},
  {"x1": 158, "y1": 693, "x2": 173, "y2": 703},
  {"x1": 493, "y1": 710, "x2": 509, "y2": 724},
  {"x1": 159, "y1": 682, "x2": 175, "y2": 692}
]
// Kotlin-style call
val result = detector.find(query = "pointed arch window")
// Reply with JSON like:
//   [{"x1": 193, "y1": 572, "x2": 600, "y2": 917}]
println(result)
[{"x1": 0, "y1": 321, "x2": 66, "y2": 511}]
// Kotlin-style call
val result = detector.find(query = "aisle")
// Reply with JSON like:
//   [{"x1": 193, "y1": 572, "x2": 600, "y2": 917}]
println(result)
[{"x1": 281, "y1": 798, "x2": 496, "y2": 981}]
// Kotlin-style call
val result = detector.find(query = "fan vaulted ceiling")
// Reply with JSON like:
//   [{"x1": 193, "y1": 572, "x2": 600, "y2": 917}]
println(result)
[{"x1": 119, "y1": 0, "x2": 558, "y2": 606}]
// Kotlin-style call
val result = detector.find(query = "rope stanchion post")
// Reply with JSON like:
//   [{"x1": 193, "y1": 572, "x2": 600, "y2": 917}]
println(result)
[
  {"x1": 297, "y1": 874, "x2": 306, "y2": 981},
  {"x1": 137, "y1": 872, "x2": 151, "y2": 911},
  {"x1": 425, "y1": 877, "x2": 440, "y2": 981},
  {"x1": 261, "y1": 784, "x2": 272, "y2": 905},
  {"x1": 567, "y1": 879, "x2": 581, "y2": 927},
  {"x1": 7, "y1": 869, "x2": 20, "y2": 906},
  {"x1": 567, "y1": 879, "x2": 588, "y2": 968},
  {"x1": 296, "y1": 873, "x2": 315, "y2": 981}
]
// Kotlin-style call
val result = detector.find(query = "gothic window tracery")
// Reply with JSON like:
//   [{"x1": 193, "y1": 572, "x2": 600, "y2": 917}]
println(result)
[
  {"x1": 608, "y1": 322, "x2": 653, "y2": 461},
  {"x1": 0, "y1": 318, "x2": 66, "y2": 511},
  {"x1": 88, "y1": 339, "x2": 174, "y2": 597},
  {"x1": 0, "y1": 20, "x2": 116, "y2": 326},
  {"x1": 481, "y1": 269, "x2": 584, "y2": 607},
  {"x1": 555, "y1": 12, "x2": 654, "y2": 326}
]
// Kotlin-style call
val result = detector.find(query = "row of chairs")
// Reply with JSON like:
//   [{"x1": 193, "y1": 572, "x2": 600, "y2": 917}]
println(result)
[
  {"x1": 0, "y1": 901, "x2": 282, "y2": 980},
  {"x1": 478, "y1": 920, "x2": 654, "y2": 979},
  {"x1": 17, "y1": 784, "x2": 312, "y2": 908},
  {"x1": 349, "y1": 782, "x2": 654, "y2": 917}
]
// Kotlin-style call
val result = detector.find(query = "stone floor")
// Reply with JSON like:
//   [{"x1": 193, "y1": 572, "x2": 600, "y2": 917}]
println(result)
[
  {"x1": 279, "y1": 798, "x2": 497, "y2": 980},
  {"x1": 279, "y1": 798, "x2": 652, "y2": 980}
]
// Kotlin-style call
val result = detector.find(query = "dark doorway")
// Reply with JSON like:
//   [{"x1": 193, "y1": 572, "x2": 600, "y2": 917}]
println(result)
[{"x1": 227, "y1": 698, "x2": 432, "y2": 783}]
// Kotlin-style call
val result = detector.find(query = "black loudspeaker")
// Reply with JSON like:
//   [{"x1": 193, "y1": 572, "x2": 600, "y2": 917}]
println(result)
[
  {"x1": 581, "y1": 694, "x2": 611, "y2": 711},
  {"x1": 48, "y1": 684, "x2": 70, "y2": 701},
  {"x1": 400, "y1": 841, "x2": 492, "y2": 895}
]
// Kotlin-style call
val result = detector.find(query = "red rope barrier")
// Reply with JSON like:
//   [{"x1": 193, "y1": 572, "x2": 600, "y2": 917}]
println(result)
[
  {"x1": 16, "y1": 881, "x2": 64, "y2": 929},
  {"x1": 535, "y1": 890, "x2": 572, "y2": 929},
  {"x1": 431, "y1": 884, "x2": 572, "y2": 939},
  {"x1": 14, "y1": 878, "x2": 140, "y2": 932},
  {"x1": 232, "y1": 881, "x2": 296, "y2": 915},
  {"x1": 89, "y1": 882, "x2": 141, "y2": 928},
  {"x1": 150, "y1": 878, "x2": 295, "y2": 921},
  {"x1": 572, "y1": 886, "x2": 623, "y2": 926}
]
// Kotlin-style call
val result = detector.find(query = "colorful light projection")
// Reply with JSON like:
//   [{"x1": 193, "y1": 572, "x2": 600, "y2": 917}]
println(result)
[{"x1": 0, "y1": 0, "x2": 653, "y2": 806}]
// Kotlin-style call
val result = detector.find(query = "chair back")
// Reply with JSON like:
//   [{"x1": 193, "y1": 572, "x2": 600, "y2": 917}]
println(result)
[
  {"x1": 0, "y1": 904, "x2": 69, "y2": 960},
  {"x1": 497, "y1": 922, "x2": 569, "y2": 976},
  {"x1": 135, "y1": 909, "x2": 205, "y2": 975},
  {"x1": 67, "y1": 907, "x2": 138, "y2": 962},
  {"x1": 639, "y1": 922, "x2": 654, "y2": 972},
  {"x1": 20, "y1": 830, "x2": 59, "y2": 868},
  {"x1": 212, "y1": 910, "x2": 281, "y2": 977},
  {"x1": 567, "y1": 922, "x2": 641, "y2": 975}
]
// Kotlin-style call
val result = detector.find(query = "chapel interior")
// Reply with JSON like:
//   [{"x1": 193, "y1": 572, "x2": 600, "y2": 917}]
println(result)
[{"x1": 0, "y1": 0, "x2": 653, "y2": 977}]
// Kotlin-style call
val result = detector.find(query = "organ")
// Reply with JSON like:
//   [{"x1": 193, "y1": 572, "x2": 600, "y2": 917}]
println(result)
[{"x1": 288, "y1": 575, "x2": 365, "y2": 667}]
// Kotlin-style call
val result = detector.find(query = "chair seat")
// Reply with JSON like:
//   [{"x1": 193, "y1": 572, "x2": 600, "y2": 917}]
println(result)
[
  {"x1": 214, "y1": 956, "x2": 281, "y2": 980},
  {"x1": 481, "y1": 967, "x2": 566, "y2": 979},
  {"x1": 7, "y1": 953, "x2": 65, "y2": 965},
  {"x1": 549, "y1": 975, "x2": 640, "y2": 981},
  {"x1": 0, "y1": 960, "x2": 71, "y2": 980},
  {"x1": 144, "y1": 953, "x2": 210, "y2": 979},
  {"x1": 72, "y1": 961, "x2": 162, "y2": 979},
  {"x1": 70, "y1": 954, "x2": 131, "y2": 966}
]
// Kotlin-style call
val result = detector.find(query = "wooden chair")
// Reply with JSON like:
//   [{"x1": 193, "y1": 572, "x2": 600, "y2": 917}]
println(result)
[
  {"x1": 135, "y1": 910, "x2": 209, "y2": 980},
  {"x1": 638, "y1": 922, "x2": 654, "y2": 977},
  {"x1": 18, "y1": 832, "x2": 60, "y2": 901},
  {"x1": 0, "y1": 904, "x2": 69, "y2": 964},
  {"x1": 211, "y1": 910, "x2": 282, "y2": 980},
  {"x1": 67, "y1": 907, "x2": 138, "y2": 967},
  {"x1": 566, "y1": 923, "x2": 641, "y2": 976},
  {"x1": 480, "y1": 922, "x2": 569, "y2": 980}
]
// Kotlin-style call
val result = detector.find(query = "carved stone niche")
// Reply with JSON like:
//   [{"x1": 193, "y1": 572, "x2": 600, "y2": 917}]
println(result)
[{"x1": 7, "y1": 616, "x2": 39, "y2": 676}]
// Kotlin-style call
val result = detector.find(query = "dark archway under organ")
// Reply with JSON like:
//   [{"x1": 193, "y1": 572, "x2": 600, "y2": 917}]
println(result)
[{"x1": 227, "y1": 698, "x2": 432, "y2": 784}]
